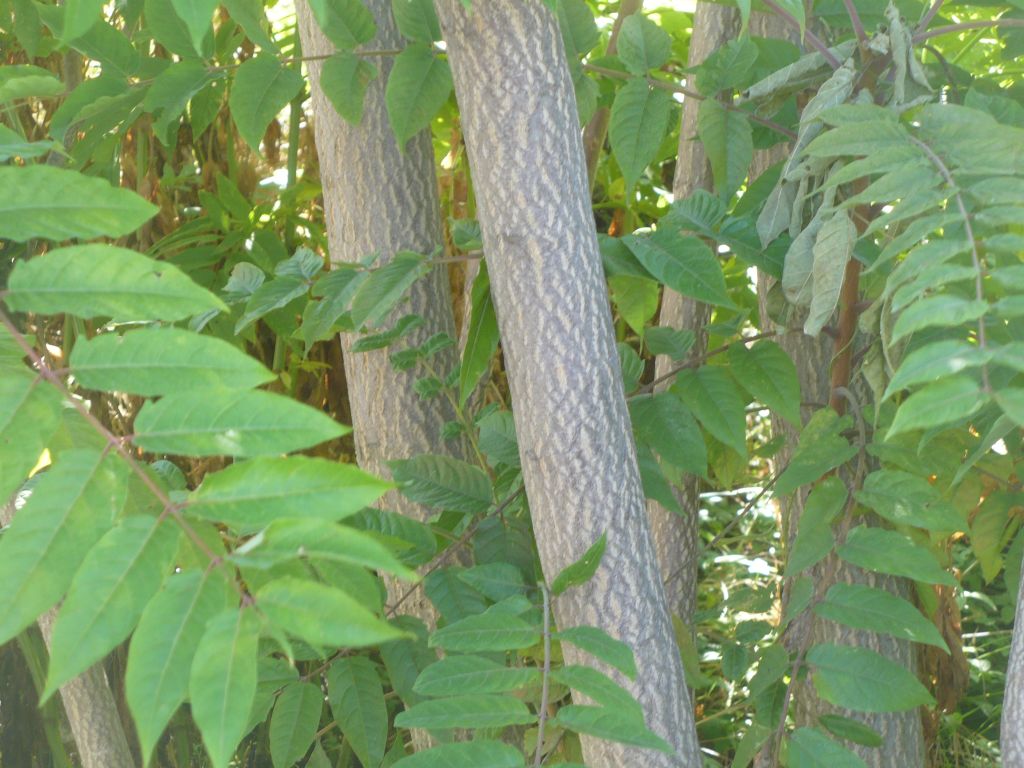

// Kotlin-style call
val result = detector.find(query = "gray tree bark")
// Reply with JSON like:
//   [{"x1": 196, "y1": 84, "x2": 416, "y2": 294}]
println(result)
[
  {"x1": 2, "y1": 494, "x2": 135, "y2": 768},
  {"x1": 649, "y1": 1, "x2": 739, "y2": 625},
  {"x1": 1003, "y1": 575, "x2": 1024, "y2": 765},
  {"x1": 751, "y1": 15, "x2": 924, "y2": 767},
  {"x1": 433, "y1": 3, "x2": 700, "y2": 766},
  {"x1": 296, "y1": 0, "x2": 465, "y2": 628}
]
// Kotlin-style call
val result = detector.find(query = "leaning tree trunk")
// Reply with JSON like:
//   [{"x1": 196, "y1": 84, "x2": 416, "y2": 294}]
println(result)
[
  {"x1": 648, "y1": 1, "x2": 739, "y2": 625},
  {"x1": 1004, "y1": 576, "x2": 1024, "y2": 765},
  {"x1": 433, "y1": 3, "x2": 700, "y2": 766},
  {"x1": 296, "y1": 0, "x2": 465, "y2": 627},
  {"x1": 2, "y1": 494, "x2": 135, "y2": 768},
  {"x1": 752, "y1": 14, "x2": 925, "y2": 767}
]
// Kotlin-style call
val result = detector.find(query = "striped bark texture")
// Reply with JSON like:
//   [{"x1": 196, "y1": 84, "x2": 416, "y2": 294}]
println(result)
[
  {"x1": 751, "y1": 15, "x2": 924, "y2": 764},
  {"x1": 297, "y1": 0, "x2": 464, "y2": 627},
  {"x1": 649, "y1": 1, "x2": 739, "y2": 625},
  {"x1": 434, "y1": 3, "x2": 700, "y2": 765},
  {"x1": 2, "y1": 494, "x2": 135, "y2": 768},
  {"x1": 1002, "y1": 577, "x2": 1024, "y2": 765}
]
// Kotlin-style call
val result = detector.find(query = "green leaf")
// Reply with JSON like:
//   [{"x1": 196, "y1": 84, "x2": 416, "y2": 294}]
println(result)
[
  {"x1": 0, "y1": 450, "x2": 125, "y2": 645},
  {"x1": 855, "y1": 470, "x2": 965, "y2": 532},
  {"x1": 424, "y1": 568, "x2": 488, "y2": 623},
  {"x1": 70, "y1": 327, "x2": 273, "y2": 396},
  {"x1": 170, "y1": 0, "x2": 217, "y2": 55},
  {"x1": 551, "y1": 665, "x2": 642, "y2": 716},
  {"x1": 553, "y1": 625, "x2": 637, "y2": 680},
  {"x1": 44, "y1": 516, "x2": 181, "y2": 699},
  {"x1": 459, "y1": 263, "x2": 500, "y2": 405},
  {"x1": 270, "y1": 682, "x2": 323, "y2": 768},
  {"x1": 307, "y1": 0, "x2": 376, "y2": 50},
  {"x1": 551, "y1": 532, "x2": 607, "y2": 596},
  {"x1": 385, "y1": 44, "x2": 453, "y2": 149},
  {"x1": 458, "y1": 563, "x2": 526, "y2": 602},
  {"x1": 145, "y1": 61, "x2": 219, "y2": 146},
  {"x1": 319, "y1": 52, "x2": 378, "y2": 125},
  {"x1": 806, "y1": 643, "x2": 934, "y2": 712},
  {"x1": 0, "y1": 124, "x2": 61, "y2": 161},
  {"x1": 392, "y1": 0, "x2": 441, "y2": 42},
  {"x1": 891, "y1": 296, "x2": 989, "y2": 343},
  {"x1": 630, "y1": 393, "x2": 707, "y2": 477},
  {"x1": 757, "y1": 180, "x2": 796, "y2": 247},
  {"x1": 623, "y1": 229, "x2": 731, "y2": 307},
  {"x1": 235, "y1": 276, "x2": 310, "y2": 333},
  {"x1": 133, "y1": 390, "x2": 347, "y2": 457},
  {"x1": 609, "y1": 274, "x2": 659, "y2": 336},
  {"x1": 0, "y1": 372, "x2": 63, "y2": 524},
  {"x1": 728, "y1": 340, "x2": 801, "y2": 425},
  {"x1": 429, "y1": 612, "x2": 539, "y2": 653},
  {"x1": 645, "y1": 327, "x2": 695, "y2": 361},
  {"x1": 697, "y1": 100, "x2": 753, "y2": 200},
  {"x1": 0, "y1": 65, "x2": 64, "y2": 103},
  {"x1": 789, "y1": 727, "x2": 867, "y2": 768},
  {"x1": 62, "y1": 0, "x2": 104, "y2": 41},
  {"x1": 617, "y1": 14, "x2": 672, "y2": 74},
  {"x1": 125, "y1": 570, "x2": 234, "y2": 763},
  {"x1": 784, "y1": 477, "x2": 846, "y2": 576},
  {"x1": 696, "y1": 38, "x2": 759, "y2": 96},
  {"x1": 818, "y1": 714, "x2": 883, "y2": 748},
  {"x1": 257, "y1": 576, "x2": 407, "y2": 649},
  {"x1": 609, "y1": 77, "x2": 673, "y2": 192},
  {"x1": 327, "y1": 658, "x2": 386, "y2": 768},
  {"x1": 396, "y1": 694, "x2": 535, "y2": 730},
  {"x1": 996, "y1": 388, "x2": 1024, "y2": 427},
  {"x1": 350, "y1": 252, "x2": 428, "y2": 328},
  {"x1": 6, "y1": 245, "x2": 226, "y2": 321},
  {"x1": 671, "y1": 366, "x2": 747, "y2": 457},
  {"x1": 556, "y1": 0, "x2": 599, "y2": 57},
  {"x1": 413, "y1": 656, "x2": 537, "y2": 697},
  {"x1": 189, "y1": 608, "x2": 260, "y2": 768},
  {"x1": 552, "y1": 705, "x2": 672, "y2": 752},
  {"x1": 229, "y1": 55, "x2": 303, "y2": 151},
  {"x1": 813, "y1": 583, "x2": 949, "y2": 652},
  {"x1": 887, "y1": 376, "x2": 986, "y2": 438},
  {"x1": 390, "y1": 454, "x2": 493, "y2": 514},
  {"x1": 805, "y1": 210, "x2": 856, "y2": 337},
  {"x1": 390, "y1": 742, "x2": 526, "y2": 768},
  {"x1": 0, "y1": 166, "x2": 157, "y2": 242},
  {"x1": 884, "y1": 340, "x2": 990, "y2": 400},
  {"x1": 837, "y1": 527, "x2": 956, "y2": 586},
  {"x1": 775, "y1": 410, "x2": 857, "y2": 496}
]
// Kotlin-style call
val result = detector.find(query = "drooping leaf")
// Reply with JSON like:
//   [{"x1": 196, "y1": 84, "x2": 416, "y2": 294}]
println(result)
[
  {"x1": 0, "y1": 166, "x2": 157, "y2": 242},
  {"x1": 229, "y1": 54, "x2": 303, "y2": 151},
  {"x1": 623, "y1": 229, "x2": 731, "y2": 307},
  {"x1": 170, "y1": 0, "x2": 218, "y2": 55},
  {"x1": 326, "y1": 658, "x2": 386, "y2": 768},
  {"x1": 644, "y1": 327, "x2": 695, "y2": 361},
  {"x1": 385, "y1": 43, "x2": 453, "y2": 150},
  {"x1": 0, "y1": 450, "x2": 125, "y2": 645},
  {"x1": 70, "y1": 327, "x2": 273, "y2": 396},
  {"x1": 609, "y1": 274, "x2": 660, "y2": 336},
  {"x1": 630, "y1": 393, "x2": 707, "y2": 477},
  {"x1": 855, "y1": 470, "x2": 965, "y2": 532},
  {"x1": 775, "y1": 410, "x2": 857, "y2": 496},
  {"x1": 789, "y1": 727, "x2": 867, "y2": 768},
  {"x1": 697, "y1": 99, "x2": 753, "y2": 200},
  {"x1": 125, "y1": 570, "x2": 234, "y2": 762},
  {"x1": 554, "y1": 625, "x2": 637, "y2": 680},
  {"x1": 609, "y1": 77, "x2": 673, "y2": 192},
  {"x1": 551, "y1": 532, "x2": 607, "y2": 596},
  {"x1": 671, "y1": 366, "x2": 747, "y2": 457},
  {"x1": 459, "y1": 263, "x2": 500, "y2": 405},
  {"x1": 257, "y1": 577, "x2": 407, "y2": 649},
  {"x1": 133, "y1": 390, "x2": 347, "y2": 457},
  {"x1": 616, "y1": 14, "x2": 672, "y2": 74},
  {"x1": 429, "y1": 612, "x2": 539, "y2": 653},
  {"x1": 395, "y1": 694, "x2": 535, "y2": 730},
  {"x1": 44, "y1": 516, "x2": 181, "y2": 699},
  {"x1": 813, "y1": 583, "x2": 949, "y2": 652},
  {"x1": 806, "y1": 643, "x2": 935, "y2": 712},
  {"x1": 552, "y1": 705, "x2": 672, "y2": 752},
  {"x1": 306, "y1": 0, "x2": 376, "y2": 51},
  {"x1": 784, "y1": 477, "x2": 846, "y2": 576},
  {"x1": 390, "y1": 741, "x2": 526, "y2": 768},
  {"x1": 269, "y1": 682, "x2": 323, "y2": 768},
  {"x1": 818, "y1": 714, "x2": 883, "y2": 747},
  {"x1": 389, "y1": 454, "x2": 493, "y2": 514},
  {"x1": 189, "y1": 609, "x2": 260, "y2": 768},
  {"x1": 805, "y1": 210, "x2": 856, "y2": 337},
  {"x1": 6, "y1": 245, "x2": 226, "y2": 321},
  {"x1": 144, "y1": 61, "x2": 219, "y2": 145},
  {"x1": 319, "y1": 52, "x2": 377, "y2": 125},
  {"x1": 350, "y1": 252, "x2": 428, "y2": 328},
  {"x1": 728, "y1": 340, "x2": 801, "y2": 425},
  {"x1": 556, "y1": 0, "x2": 599, "y2": 56},
  {"x1": 837, "y1": 527, "x2": 956, "y2": 586},
  {"x1": 413, "y1": 655, "x2": 537, "y2": 697},
  {"x1": 392, "y1": 0, "x2": 440, "y2": 42}
]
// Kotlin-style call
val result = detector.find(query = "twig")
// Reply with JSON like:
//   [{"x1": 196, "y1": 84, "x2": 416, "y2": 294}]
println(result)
[
  {"x1": 913, "y1": 17, "x2": 1024, "y2": 43},
  {"x1": 583, "y1": 64, "x2": 798, "y2": 141},
  {"x1": 915, "y1": 0, "x2": 944, "y2": 34},
  {"x1": 761, "y1": 0, "x2": 841, "y2": 69},
  {"x1": 635, "y1": 330, "x2": 780, "y2": 396},
  {"x1": 842, "y1": 0, "x2": 867, "y2": 45},
  {"x1": 534, "y1": 584, "x2": 553, "y2": 768}
]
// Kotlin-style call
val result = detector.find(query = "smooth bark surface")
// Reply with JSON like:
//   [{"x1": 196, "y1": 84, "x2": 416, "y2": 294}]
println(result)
[
  {"x1": 434, "y1": 3, "x2": 700, "y2": 765},
  {"x1": 1003, "y1": 577, "x2": 1024, "y2": 765},
  {"x1": 297, "y1": 0, "x2": 464, "y2": 626},
  {"x1": 649, "y1": 1, "x2": 739, "y2": 625},
  {"x1": 2, "y1": 495, "x2": 135, "y2": 768}
]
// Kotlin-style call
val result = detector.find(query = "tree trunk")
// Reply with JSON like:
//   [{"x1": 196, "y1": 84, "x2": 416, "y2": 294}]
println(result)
[
  {"x1": 296, "y1": 0, "x2": 465, "y2": 628},
  {"x1": 751, "y1": 15, "x2": 925, "y2": 767},
  {"x1": 1003, "y1": 576, "x2": 1024, "y2": 765},
  {"x1": 649, "y1": 1, "x2": 739, "y2": 625},
  {"x1": 433, "y1": 3, "x2": 700, "y2": 765},
  {"x1": 2, "y1": 494, "x2": 135, "y2": 768}
]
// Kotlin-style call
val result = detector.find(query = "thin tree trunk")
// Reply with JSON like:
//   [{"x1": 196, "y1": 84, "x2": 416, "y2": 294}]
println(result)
[
  {"x1": 751, "y1": 15, "x2": 924, "y2": 767},
  {"x1": 433, "y1": 3, "x2": 700, "y2": 765},
  {"x1": 2, "y1": 494, "x2": 135, "y2": 768},
  {"x1": 296, "y1": 0, "x2": 465, "y2": 627},
  {"x1": 1004, "y1": 575, "x2": 1024, "y2": 765},
  {"x1": 649, "y1": 1, "x2": 739, "y2": 625}
]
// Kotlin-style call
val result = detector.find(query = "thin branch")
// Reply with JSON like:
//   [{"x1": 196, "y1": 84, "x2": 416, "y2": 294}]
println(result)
[
  {"x1": 635, "y1": 330, "x2": 780, "y2": 396},
  {"x1": 760, "y1": 0, "x2": 842, "y2": 69},
  {"x1": 583, "y1": 64, "x2": 798, "y2": 141},
  {"x1": 534, "y1": 584, "x2": 553, "y2": 768},
  {"x1": 842, "y1": 0, "x2": 867, "y2": 45},
  {"x1": 915, "y1": 0, "x2": 944, "y2": 34},
  {"x1": 913, "y1": 17, "x2": 1024, "y2": 43}
]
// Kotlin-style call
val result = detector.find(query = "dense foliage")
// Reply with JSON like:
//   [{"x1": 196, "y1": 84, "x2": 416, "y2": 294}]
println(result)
[{"x1": 1, "y1": 0, "x2": 1023, "y2": 766}]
